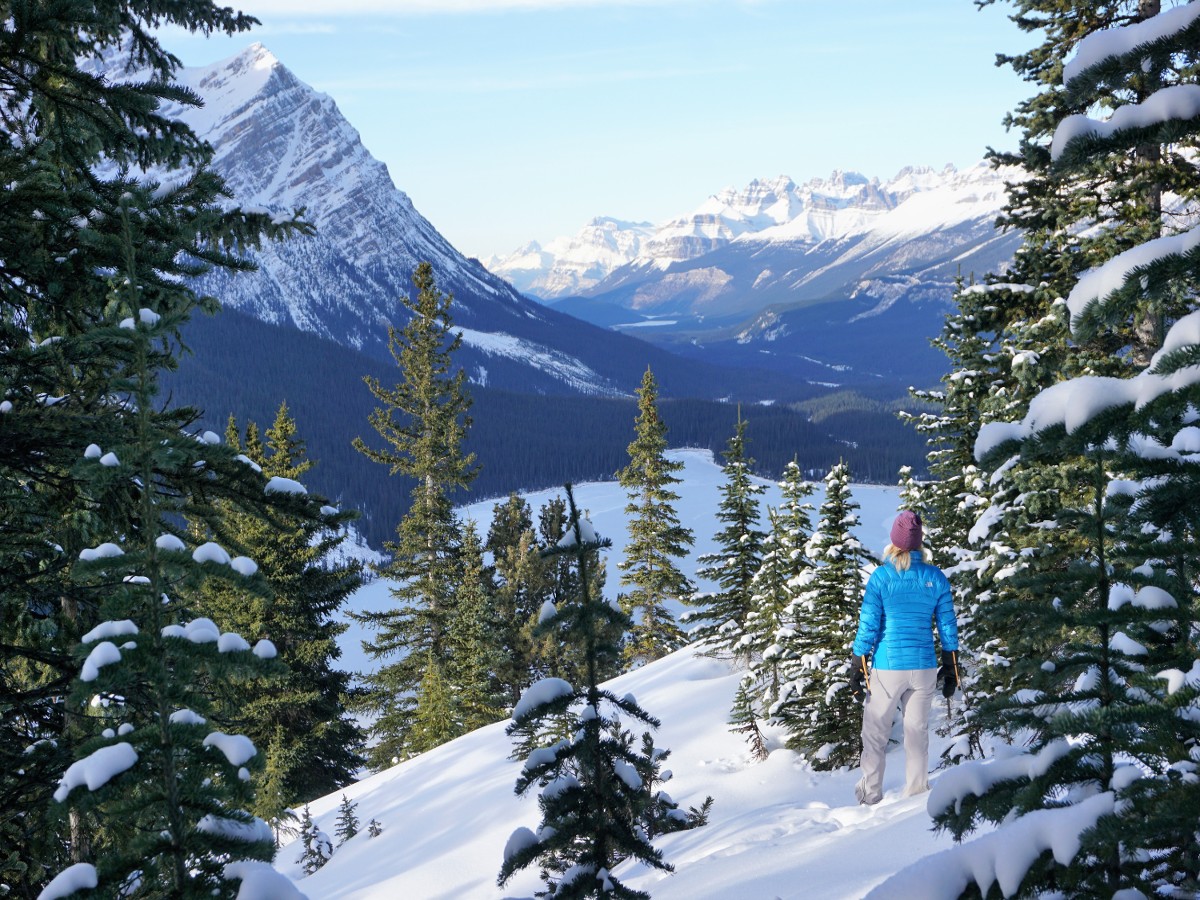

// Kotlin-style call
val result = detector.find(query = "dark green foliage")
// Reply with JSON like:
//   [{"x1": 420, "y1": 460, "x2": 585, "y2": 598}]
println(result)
[
  {"x1": 683, "y1": 414, "x2": 766, "y2": 661},
  {"x1": 486, "y1": 493, "x2": 546, "y2": 707},
  {"x1": 296, "y1": 804, "x2": 332, "y2": 875},
  {"x1": 498, "y1": 485, "x2": 676, "y2": 900},
  {"x1": 200, "y1": 404, "x2": 365, "y2": 819},
  {"x1": 352, "y1": 262, "x2": 479, "y2": 765},
  {"x1": 44, "y1": 212, "x2": 313, "y2": 897},
  {"x1": 449, "y1": 519, "x2": 508, "y2": 732},
  {"x1": 779, "y1": 462, "x2": 872, "y2": 770},
  {"x1": 334, "y1": 794, "x2": 359, "y2": 845},
  {"x1": 616, "y1": 368, "x2": 693, "y2": 668},
  {"x1": 0, "y1": 3, "x2": 310, "y2": 893},
  {"x1": 914, "y1": 3, "x2": 1200, "y2": 894}
]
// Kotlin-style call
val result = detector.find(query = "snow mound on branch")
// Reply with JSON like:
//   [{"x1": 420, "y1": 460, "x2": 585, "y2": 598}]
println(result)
[
  {"x1": 265, "y1": 476, "x2": 307, "y2": 495},
  {"x1": 156, "y1": 533, "x2": 187, "y2": 552},
  {"x1": 53, "y1": 742, "x2": 138, "y2": 802},
  {"x1": 1052, "y1": 85, "x2": 1200, "y2": 162},
  {"x1": 80, "y1": 641, "x2": 122, "y2": 682},
  {"x1": 512, "y1": 677, "x2": 574, "y2": 720},
  {"x1": 1064, "y1": 2, "x2": 1200, "y2": 85},
  {"x1": 37, "y1": 863, "x2": 98, "y2": 900},
  {"x1": 193, "y1": 542, "x2": 232, "y2": 565},
  {"x1": 82, "y1": 620, "x2": 138, "y2": 643},
  {"x1": 204, "y1": 732, "x2": 257, "y2": 767},
  {"x1": 79, "y1": 542, "x2": 123, "y2": 561},
  {"x1": 224, "y1": 861, "x2": 309, "y2": 900},
  {"x1": 557, "y1": 517, "x2": 599, "y2": 548},
  {"x1": 866, "y1": 792, "x2": 1114, "y2": 899}
]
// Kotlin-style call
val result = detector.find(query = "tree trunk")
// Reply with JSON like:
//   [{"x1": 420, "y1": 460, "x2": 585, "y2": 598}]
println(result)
[{"x1": 1132, "y1": 0, "x2": 1164, "y2": 368}]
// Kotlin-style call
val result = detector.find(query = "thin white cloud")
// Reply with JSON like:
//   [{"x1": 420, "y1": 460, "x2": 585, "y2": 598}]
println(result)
[
  {"x1": 257, "y1": 21, "x2": 339, "y2": 34},
  {"x1": 247, "y1": 0, "x2": 706, "y2": 15},
  {"x1": 319, "y1": 61, "x2": 747, "y2": 94}
]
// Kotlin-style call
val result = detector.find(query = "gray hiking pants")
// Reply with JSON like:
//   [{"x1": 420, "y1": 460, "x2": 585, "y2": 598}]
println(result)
[{"x1": 855, "y1": 667, "x2": 937, "y2": 805}]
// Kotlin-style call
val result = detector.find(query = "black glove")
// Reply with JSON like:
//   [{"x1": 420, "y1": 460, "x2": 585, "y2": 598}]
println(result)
[
  {"x1": 848, "y1": 654, "x2": 869, "y2": 701},
  {"x1": 937, "y1": 649, "x2": 959, "y2": 698}
]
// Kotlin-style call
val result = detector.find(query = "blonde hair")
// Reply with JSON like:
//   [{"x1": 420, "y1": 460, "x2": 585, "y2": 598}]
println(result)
[{"x1": 883, "y1": 543, "x2": 932, "y2": 572}]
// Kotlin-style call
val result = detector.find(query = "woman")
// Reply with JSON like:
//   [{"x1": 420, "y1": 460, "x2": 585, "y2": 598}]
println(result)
[{"x1": 847, "y1": 510, "x2": 959, "y2": 806}]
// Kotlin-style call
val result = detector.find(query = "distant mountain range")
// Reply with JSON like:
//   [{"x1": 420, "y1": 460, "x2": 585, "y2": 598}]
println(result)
[{"x1": 488, "y1": 164, "x2": 1023, "y2": 387}]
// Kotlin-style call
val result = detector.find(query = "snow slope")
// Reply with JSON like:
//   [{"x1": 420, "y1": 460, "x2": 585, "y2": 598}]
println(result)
[
  {"x1": 281, "y1": 647, "x2": 965, "y2": 900},
  {"x1": 290, "y1": 450, "x2": 971, "y2": 898}
]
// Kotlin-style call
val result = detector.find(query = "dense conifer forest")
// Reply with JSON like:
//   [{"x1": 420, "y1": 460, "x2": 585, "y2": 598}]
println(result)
[{"x1": 165, "y1": 308, "x2": 927, "y2": 546}]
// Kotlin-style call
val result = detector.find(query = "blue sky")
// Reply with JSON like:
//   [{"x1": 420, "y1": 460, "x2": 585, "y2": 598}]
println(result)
[{"x1": 161, "y1": 1, "x2": 1031, "y2": 260}]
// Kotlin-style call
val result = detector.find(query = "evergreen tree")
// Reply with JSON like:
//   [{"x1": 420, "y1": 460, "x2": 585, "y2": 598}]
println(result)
[
  {"x1": 779, "y1": 462, "x2": 873, "y2": 770},
  {"x1": 201, "y1": 405, "x2": 365, "y2": 821},
  {"x1": 449, "y1": 519, "x2": 507, "y2": 732},
  {"x1": 334, "y1": 794, "x2": 359, "y2": 846},
  {"x1": 0, "y1": 4, "x2": 308, "y2": 892},
  {"x1": 44, "y1": 208, "x2": 307, "y2": 898},
  {"x1": 498, "y1": 485, "x2": 674, "y2": 900},
  {"x1": 625, "y1": 730, "x2": 712, "y2": 839},
  {"x1": 536, "y1": 496, "x2": 622, "y2": 690},
  {"x1": 409, "y1": 651, "x2": 460, "y2": 755},
  {"x1": 616, "y1": 367, "x2": 694, "y2": 668},
  {"x1": 487, "y1": 494, "x2": 544, "y2": 706},
  {"x1": 683, "y1": 413, "x2": 766, "y2": 661},
  {"x1": 739, "y1": 506, "x2": 809, "y2": 715},
  {"x1": 727, "y1": 675, "x2": 770, "y2": 761},
  {"x1": 367, "y1": 818, "x2": 383, "y2": 839},
  {"x1": 353, "y1": 261, "x2": 479, "y2": 765},
  {"x1": 915, "y1": 4, "x2": 1200, "y2": 895},
  {"x1": 296, "y1": 804, "x2": 333, "y2": 875}
]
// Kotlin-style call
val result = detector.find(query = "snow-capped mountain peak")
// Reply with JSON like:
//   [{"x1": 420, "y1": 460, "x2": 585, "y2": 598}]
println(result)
[{"x1": 488, "y1": 162, "x2": 1015, "y2": 301}]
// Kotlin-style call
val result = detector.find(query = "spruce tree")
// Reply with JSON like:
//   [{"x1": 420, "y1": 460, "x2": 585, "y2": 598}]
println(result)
[
  {"x1": 0, "y1": 4, "x2": 307, "y2": 893},
  {"x1": 201, "y1": 405, "x2": 365, "y2": 821},
  {"x1": 739, "y1": 506, "x2": 808, "y2": 716},
  {"x1": 449, "y1": 519, "x2": 506, "y2": 732},
  {"x1": 779, "y1": 462, "x2": 873, "y2": 769},
  {"x1": 727, "y1": 675, "x2": 770, "y2": 762},
  {"x1": 498, "y1": 485, "x2": 673, "y2": 900},
  {"x1": 616, "y1": 367, "x2": 694, "y2": 668},
  {"x1": 487, "y1": 494, "x2": 545, "y2": 706},
  {"x1": 536, "y1": 495, "x2": 622, "y2": 690},
  {"x1": 334, "y1": 794, "x2": 359, "y2": 846},
  {"x1": 296, "y1": 804, "x2": 332, "y2": 875},
  {"x1": 353, "y1": 261, "x2": 479, "y2": 765},
  {"x1": 915, "y1": 4, "x2": 1200, "y2": 895},
  {"x1": 683, "y1": 413, "x2": 766, "y2": 661},
  {"x1": 44, "y1": 207, "x2": 306, "y2": 898}
]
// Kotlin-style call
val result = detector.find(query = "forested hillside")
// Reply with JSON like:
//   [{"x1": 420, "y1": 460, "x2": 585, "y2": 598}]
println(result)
[{"x1": 165, "y1": 308, "x2": 927, "y2": 546}]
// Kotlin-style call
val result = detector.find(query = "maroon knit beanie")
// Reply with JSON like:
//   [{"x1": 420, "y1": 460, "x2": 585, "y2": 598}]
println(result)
[{"x1": 890, "y1": 511, "x2": 923, "y2": 551}]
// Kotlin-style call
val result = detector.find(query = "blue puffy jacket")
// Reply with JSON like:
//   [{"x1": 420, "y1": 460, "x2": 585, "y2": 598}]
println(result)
[{"x1": 852, "y1": 552, "x2": 958, "y2": 670}]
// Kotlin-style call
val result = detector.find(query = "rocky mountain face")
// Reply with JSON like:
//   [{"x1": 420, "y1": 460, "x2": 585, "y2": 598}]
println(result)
[{"x1": 150, "y1": 44, "x2": 779, "y2": 400}]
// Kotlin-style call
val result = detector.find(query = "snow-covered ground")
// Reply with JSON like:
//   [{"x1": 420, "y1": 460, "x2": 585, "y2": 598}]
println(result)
[
  {"x1": 281, "y1": 646, "x2": 966, "y2": 899},
  {"x1": 288, "y1": 450, "x2": 964, "y2": 898}
]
